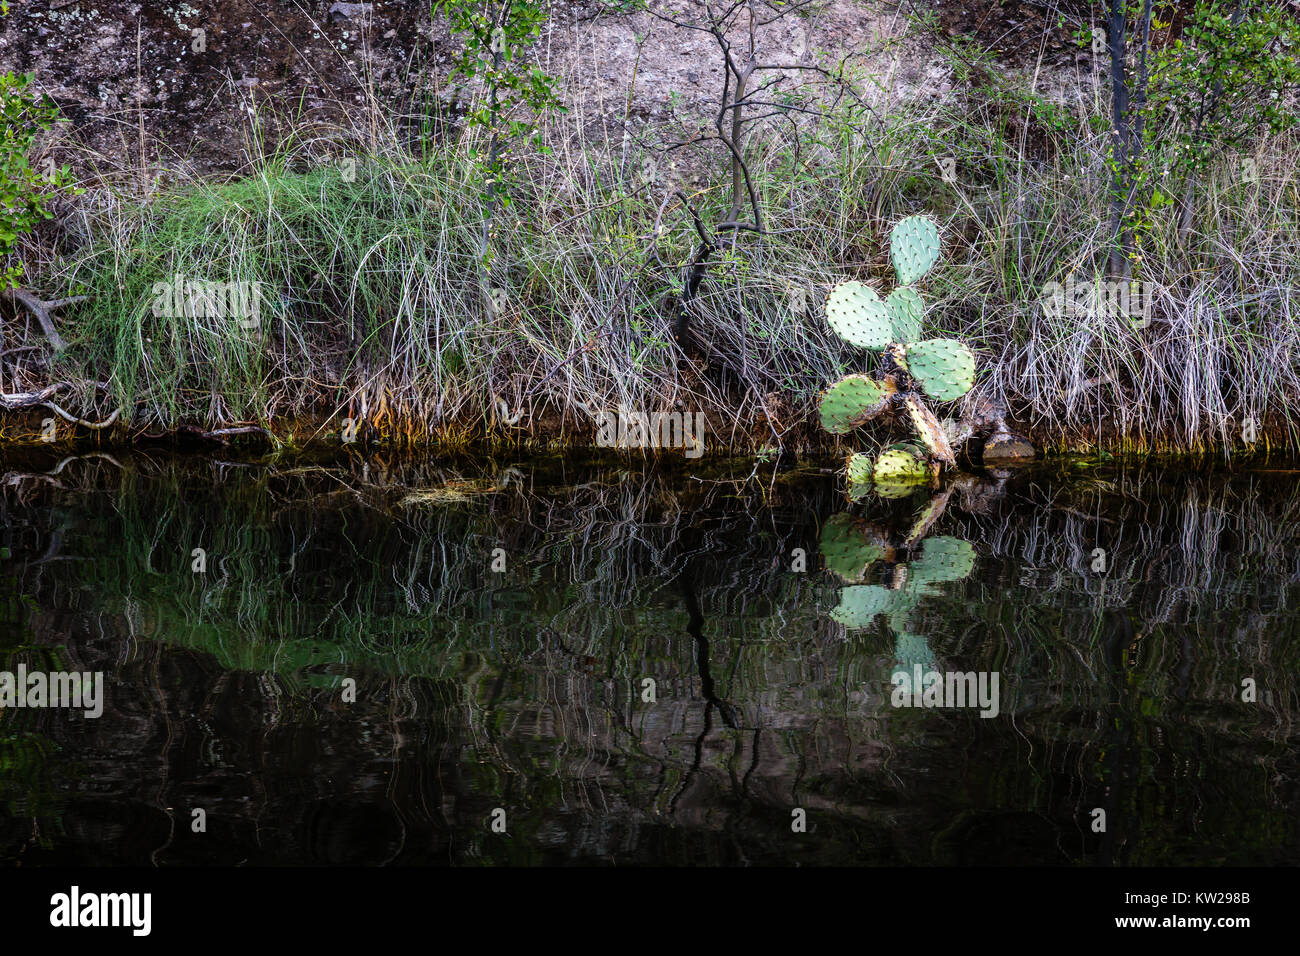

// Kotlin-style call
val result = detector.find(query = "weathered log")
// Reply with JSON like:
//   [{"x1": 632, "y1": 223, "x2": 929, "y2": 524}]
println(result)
[
  {"x1": 0, "y1": 382, "x2": 119, "y2": 429},
  {"x1": 953, "y1": 390, "x2": 1036, "y2": 463},
  {"x1": 174, "y1": 423, "x2": 273, "y2": 443}
]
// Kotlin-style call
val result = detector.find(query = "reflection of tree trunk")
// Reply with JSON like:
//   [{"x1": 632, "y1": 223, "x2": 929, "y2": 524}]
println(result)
[
  {"x1": 34, "y1": 529, "x2": 63, "y2": 564},
  {"x1": 681, "y1": 575, "x2": 737, "y2": 729},
  {"x1": 1094, "y1": 610, "x2": 1139, "y2": 866},
  {"x1": 670, "y1": 572, "x2": 738, "y2": 814}
]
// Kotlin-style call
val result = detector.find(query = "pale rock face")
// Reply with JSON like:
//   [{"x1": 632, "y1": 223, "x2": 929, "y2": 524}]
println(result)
[{"x1": 1, "y1": 0, "x2": 1087, "y2": 179}]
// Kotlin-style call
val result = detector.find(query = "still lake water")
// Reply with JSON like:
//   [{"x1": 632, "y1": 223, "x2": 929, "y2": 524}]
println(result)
[{"x1": 1, "y1": 451, "x2": 1297, "y2": 866}]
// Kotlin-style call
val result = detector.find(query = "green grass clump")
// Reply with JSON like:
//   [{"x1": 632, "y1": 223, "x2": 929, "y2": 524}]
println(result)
[{"x1": 31, "y1": 69, "x2": 1300, "y2": 453}]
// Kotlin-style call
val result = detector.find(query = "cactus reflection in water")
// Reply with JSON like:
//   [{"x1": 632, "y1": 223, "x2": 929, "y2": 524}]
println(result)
[{"x1": 820, "y1": 487, "x2": 976, "y2": 677}]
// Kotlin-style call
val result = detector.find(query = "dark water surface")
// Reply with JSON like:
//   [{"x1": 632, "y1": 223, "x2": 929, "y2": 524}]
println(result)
[{"x1": 1, "y1": 451, "x2": 1297, "y2": 866}]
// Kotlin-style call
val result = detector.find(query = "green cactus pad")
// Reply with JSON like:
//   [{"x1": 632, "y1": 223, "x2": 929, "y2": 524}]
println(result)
[
  {"x1": 825, "y1": 280, "x2": 894, "y2": 349},
  {"x1": 890, "y1": 216, "x2": 941, "y2": 286},
  {"x1": 873, "y1": 446, "x2": 929, "y2": 484},
  {"x1": 901, "y1": 393, "x2": 955, "y2": 464},
  {"x1": 832, "y1": 585, "x2": 900, "y2": 628},
  {"x1": 847, "y1": 481, "x2": 873, "y2": 504},
  {"x1": 886, "y1": 287, "x2": 924, "y2": 343},
  {"x1": 874, "y1": 482, "x2": 920, "y2": 499},
  {"x1": 819, "y1": 513, "x2": 885, "y2": 582},
  {"x1": 818, "y1": 374, "x2": 893, "y2": 434},
  {"x1": 904, "y1": 338, "x2": 976, "y2": 402},
  {"x1": 883, "y1": 440, "x2": 929, "y2": 461},
  {"x1": 846, "y1": 452, "x2": 874, "y2": 485},
  {"x1": 893, "y1": 631, "x2": 938, "y2": 673},
  {"x1": 908, "y1": 535, "x2": 977, "y2": 584}
]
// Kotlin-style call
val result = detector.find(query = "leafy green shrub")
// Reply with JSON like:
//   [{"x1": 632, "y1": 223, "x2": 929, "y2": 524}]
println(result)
[
  {"x1": 0, "y1": 71, "x2": 77, "y2": 288},
  {"x1": 0, "y1": 4, "x2": 79, "y2": 289}
]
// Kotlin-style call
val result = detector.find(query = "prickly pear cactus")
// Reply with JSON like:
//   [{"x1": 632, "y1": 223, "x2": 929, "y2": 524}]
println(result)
[
  {"x1": 904, "y1": 338, "x2": 976, "y2": 403},
  {"x1": 873, "y1": 444, "x2": 929, "y2": 484},
  {"x1": 817, "y1": 214, "x2": 980, "y2": 497},
  {"x1": 886, "y1": 287, "x2": 924, "y2": 343},
  {"x1": 818, "y1": 374, "x2": 894, "y2": 434},
  {"x1": 907, "y1": 536, "x2": 976, "y2": 585},
  {"x1": 894, "y1": 631, "x2": 940, "y2": 673},
  {"x1": 846, "y1": 452, "x2": 875, "y2": 485},
  {"x1": 890, "y1": 215, "x2": 941, "y2": 286},
  {"x1": 831, "y1": 584, "x2": 898, "y2": 627},
  {"x1": 825, "y1": 281, "x2": 895, "y2": 350},
  {"x1": 824, "y1": 215, "x2": 940, "y2": 353},
  {"x1": 901, "y1": 394, "x2": 955, "y2": 464},
  {"x1": 826, "y1": 528, "x2": 975, "y2": 642}
]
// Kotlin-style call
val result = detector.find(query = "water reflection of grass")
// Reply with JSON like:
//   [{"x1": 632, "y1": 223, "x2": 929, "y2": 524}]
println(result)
[
  {"x1": 0, "y1": 729, "x2": 59, "y2": 830},
  {"x1": 2, "y1": 455, "x2": 1298, "y2": 862},
  {"x1": 8, "y1": 455, "x2": 1299, "y2": 712},
  {"x1": 12, "y1": 456, "x2": 822, "y2": 681}
]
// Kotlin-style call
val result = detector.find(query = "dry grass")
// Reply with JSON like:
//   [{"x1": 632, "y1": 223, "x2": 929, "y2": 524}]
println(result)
[{"x1": 6, "y1": 53, "x2": 1300, "y2": 455}]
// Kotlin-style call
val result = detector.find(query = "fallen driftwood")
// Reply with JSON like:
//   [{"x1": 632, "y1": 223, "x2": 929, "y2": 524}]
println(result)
[
  {"x1": 172, "y1": 423, "x2": 273, "y2": 443},
  {"x1": 0, "y1": 382, "x2": 119, "y2": 429},
  {"x1": 0, "y1": 387, "x2": 275, "y2": 444},
  {"x1": 950, "y1": 389, "x2": 1037, "y2": 464},
  {"x1": 1, "y1": 289, "x2": 87, "y2": 352}
]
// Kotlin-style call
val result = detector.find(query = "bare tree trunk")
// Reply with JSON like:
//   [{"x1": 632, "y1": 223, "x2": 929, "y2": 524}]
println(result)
[
  {"x1": 729, "y1": 68, "x2": 748, "y2": 223},
  {"x1": 2, "y1": 289, "x2": 83, "y2": 351},
  {"x1": 1108, "y1": 0, "x2": 1133, "y2": 281},
  {"x1": 480, "y1": 4, "x2": 507, "y2": 322}
]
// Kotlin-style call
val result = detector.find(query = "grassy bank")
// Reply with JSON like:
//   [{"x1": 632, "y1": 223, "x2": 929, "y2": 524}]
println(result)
[{"x1": 7, "y1": 66, "x2": 1300, "y2": 455}]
